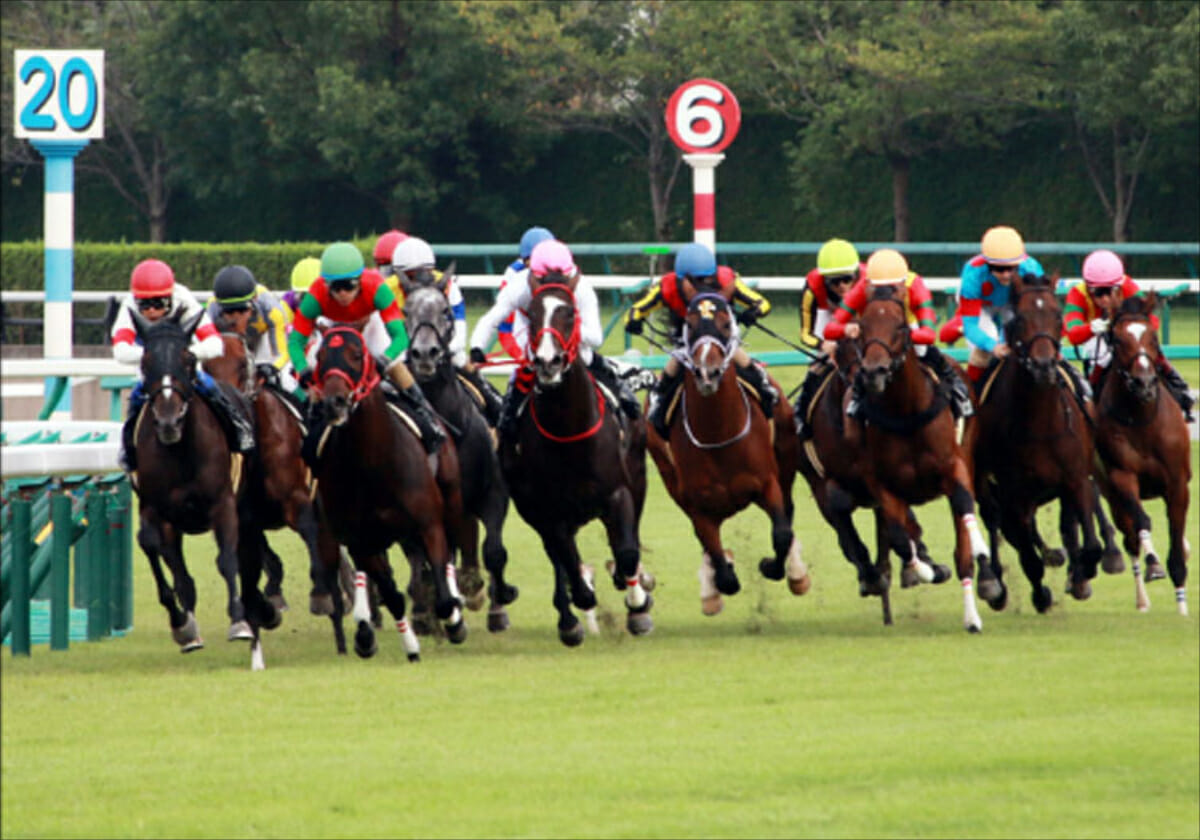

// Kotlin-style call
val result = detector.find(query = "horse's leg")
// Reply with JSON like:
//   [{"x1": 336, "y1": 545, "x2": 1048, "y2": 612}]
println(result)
[
  {"x1": 756, "y1": 477, "x2": 810, "y2": 596},
  {"x1": 537, "y1": 524, "x2": 590, "y2": 646},
  {"x1": 1090, "y1": 483, "x2": 1126, "y2": 574},
  {"x1": 138, "y1": 511, "x2": 200, "y2": 650},
  {"x1": 236, "y1": 520, "x2": 278, "y2": 672},
  {"x1": 907, "y1": 509, "x2": 950, "y2": 583},
  {"x1": 417, "y1": 514, "x2": 467, "y2": 643},
  {"x1": 940, "y1": 459, "x2": 990, "y2": 632},
  {"x1": 691, "y1": 512, "x2": 740, "y2": 616},
  {"x1": 260, "y1": 530, "x2": 288, "y2": 612},
  {"x1": 480, "y1": 484, "x2": 518, "y2": 633},
  {"x1": 1000, "y1": 502, "x2": 1052, "y2": 614},
  {"x1": 1165, "y1": 475, "x2": 1190, "y2": 616},
  {"x1": 312, "y1": 520, "x2": 347, "y2": 654},
  {"x1": 353, "y1": 551, "x2": 420, "y2": 662},
  {"x1": 601, "y1": 486, "x2": 653, "y2": 636},
  {"x1": 399, "y1": 537, "x2": 437, "y2": 637},
  {"x1": 819, "y1": 482, "x2": 877, "y2": 597},
  {"x1": 456, "y1": 517, "x2": 487, "y2": 612},
  {"x1": 974, "y1": 482, "x2": 1008, "y2": 610},
  {"x1": 1100, "y1": 467, "x2": 1155, "y2": 610},
  {"x1": 1063, "y1": 474, "x2": 1104, "y2": 602},
  {"x1": 871, "y1": 508, "x2": 894, "y2": 626},
  {"x1": 211, "y1": 494, "x2": 251, "y2": 641}
]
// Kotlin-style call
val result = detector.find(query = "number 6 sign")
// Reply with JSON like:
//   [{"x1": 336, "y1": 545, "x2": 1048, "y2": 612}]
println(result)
[
  {"x1": 665, "y1": 78, "x2": 740, "y2": 154},
  {"x1": 14, "y1": 50, "x2": 105, "y2": 140}
]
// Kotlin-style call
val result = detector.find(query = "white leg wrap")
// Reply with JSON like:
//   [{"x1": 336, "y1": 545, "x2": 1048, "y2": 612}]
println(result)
[
  {"x1": 962, "y1": 577, "x2": 982, "y2": 632},
  {"x1": 396, "y1": 618, "x2": 421, "y2": 657},
  {"x1": 963, "y1": 513, "x2": 990, "y2": 559},
  {"x1": 698, "y1": 554, "x2": 718, "y2": 600},
  {"x1": 445, "y1": 563, "x2": 462, "y2": 602},
  {"x1": 785, "y1": 537, "x2": 808, "y2": 581},
  {"x1": 447, "y1": 606, "x2": 462, "y2": 627},
  {"x1": 1133, "y1": 561, "x2": 1150, "y2": 612},
  {"x1": 250, "y1": 639, "x2": 265, "y2": 672},
  {"x1": 625, "y1": 577, "x2": 647, "y2": 610},
  {"x1": 1175, "y1": 587, "x2": 1188, "y2": 617},
  {"x1": 1138, "y1": 529, "x2": 1155, "y2": 560},
  {"x1": 352, "y1": 571, "x2": 371, "y2": 623},
  {"x1": 908, "y1": 553, "x2": 935, "y2": 584}
]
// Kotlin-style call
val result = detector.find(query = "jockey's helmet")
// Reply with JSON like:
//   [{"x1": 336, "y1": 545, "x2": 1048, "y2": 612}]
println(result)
[
  {"x1": 866, "y1": 249, "x2": 909, "y2": 285},
  {"x1": 1082, "y1": 249, "x2": 1124, "y2": 288},
  {"x1": 519, "y1": 226, "x2": 554, "y2": 259},
  {"x1": 320, "y1": 242, "x2": 365, "y2": 282},
  {"x1": 529, "y1": 239, "x2": 577, "y2": 279},
  {"x1": 373, "y1": 229, "x2": 407, "y2": 267},
  {"x1": 674, "y1": 242, "x2": 717, "y2": 281},
  {"x1": 130, "y1": 259, "x2": 175, "y2": 299},
  {"x1": 213, "y1": 265, "x2": 258, "y2": 311},
  {"x1": 392, "y1": 236, "x2": 436, "y2": 276},
  {"x1": 290, "y1": 257, "x2": 322, "y2": 292},
  {"x1": 817, "y1": 238, "x2": 860, "y2": 276},
  {"x1": 980, "y1": 226, "x2": 1026, "y2": 266}
]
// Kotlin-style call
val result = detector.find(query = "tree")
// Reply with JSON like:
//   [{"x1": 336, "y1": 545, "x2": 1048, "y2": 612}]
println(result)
[{"x1": 1055, "y1": 0, "x2": 1199, "y2": 241}]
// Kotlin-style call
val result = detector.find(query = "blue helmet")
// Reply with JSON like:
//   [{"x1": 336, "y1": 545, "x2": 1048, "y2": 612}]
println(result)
[
  {"x1": 674, "y1": 242, "x2": 717, "y2": 279},
  {"x1": 519, "y1": 226, "x2": 554, "y2": 259}
]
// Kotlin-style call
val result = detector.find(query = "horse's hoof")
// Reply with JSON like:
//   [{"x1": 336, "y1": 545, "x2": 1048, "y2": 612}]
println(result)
[
  {"x1": 491, "y1": 582, "x2": 519, "y2": 607},
  {"x1": 227, "y1": 620, "x2": 254, "y2": 642},
  {"x1": 487, "y1": 608, "x2": 510, "y2": 633},
  {"x1": 787, "y1": 573, "x2": 812, "y2": 596},
  {"x1": 701, "y1": 595, "x2": 724, "y2": 616},
  {"x1": 1033, "y1": 586, "x2": 1053, "y2": 613},
  {"x1": 309, "y1": 593, "x2": 335, "y2": 617},
  {"x1": 1101, "y1": 549, "x2": 1125, "y2": 575},
  {"x1": 1070, "y1": 579, "x2": 1093, "y2": 601},
  {"x1": 626, "y1": 610, "x2": 654, "y2": 636},
  {"x1": 411, "y1": 612, "x2": 435, "y2": 636},
  {"x1": 1144, "y1": 559, "x2": 1166, "y2": 582},
  {"x1": 464, "y1": 589, "x2": 487, "y2": 612},
  {"x1": 354, "y1": 621, "x2": 378, "y2": 659},
  {"x1": 965, "y1": 623, "x2": 982, "y2": 634},
  {"x1": 458, "y1": 565, "x2": 485, "y2": 597},
  {"x1": 446, "y1": 619, "x2": 468, "y2": 645},
  {"x1": 639, "y1": 569, "x2": 656, "y2": 592},
  {"x1": 987, "y1": 587, "x2": 1008, "y2": 612},
  {"x1": 1043, "y1": 548, "x2": 1067, "y2": 568},
  {"x1": 977, "y1": 578, "x2": 1004, "y2": 607},
  {"x1": 572, "y1": 588, "x2": 597, "y2": 612},
  {"x1": 407, "y1": 652, "x2": 420, "y2": 663},
  {"x1": 262, "y1": 604, "x2": 283, "y2": 631},
  {"x1": 759, "y1": 557, "x2": 785, "y2": 581},
  {"x1": 172, "y1": 612, "x2": 201, "y2": 647},
  {"x1": 714, "y1": 569, "x2": 740, "y2": 597},
  {"x1": 268, "y1": 593, "x2": 289, "y2": 612},
  {"x1": 900, "y1": 565, "x2": 919, "y2": 589},
  {"x1": 930, "y1": 564, "x2": 952, "y2": 585},
  {"x1": 559, "y1": 621, "x2": 585, "y2": 647}
]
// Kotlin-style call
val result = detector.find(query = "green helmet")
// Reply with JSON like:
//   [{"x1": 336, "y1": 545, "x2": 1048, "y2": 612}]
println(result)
[
  {"x1": 320, "y1": 242, "x2": 365, "y2": 281},
  {"x1": 817, "y1": 238, "x2": 860, "y2": 276}
]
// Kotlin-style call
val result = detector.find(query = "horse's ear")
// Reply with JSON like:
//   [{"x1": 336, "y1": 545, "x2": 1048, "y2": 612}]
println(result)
[
  {"x1": 1142, "y1": 290, "x2": 1159, "y2": 313},
  {"x1": 130, "y1": 307, "x2": 151, "y2": 339},
  {"x1": 181, "y1": 309, "x2": 204, "y2": 338},
  {"x1": 400, "y1": 276, "x2": 418, "y2": 297},
  {"x1": 438, "y1": 261, "x2": 456, "y2": 294}
]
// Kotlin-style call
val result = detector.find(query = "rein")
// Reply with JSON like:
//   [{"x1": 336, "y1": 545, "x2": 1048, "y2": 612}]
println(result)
[
  {"x1": 680, "y1": 379, "x2": 752, "y2": 449},
  {"x1": 529, "y1": 371, "x2": 606, "y2": 443},
  {"x1": 314, "y1": 326, "x2": 380, "y2": 405}
]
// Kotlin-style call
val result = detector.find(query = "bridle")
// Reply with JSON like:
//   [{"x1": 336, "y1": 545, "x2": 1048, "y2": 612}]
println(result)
[
  {"x1": 313, "y1": 326, "x2": 380, "y2": 407},
  {"x1": 1007, "y1": 285, "x2": 1062, "y2": 375},
  {"x1": 854, "y1": 296, "x2": 910, "y2": 386},
  {"x1": 1110, "y1": 312, "x2": 1160, "y2": 405},
  {"x1": 674, "y1": 293, "x2": 740, "y2": 381},
  {"x1": 530, "y1": 283, "x2": 582, "y2": 366},
  {"x1": 404, "y1": 290, "x2": 454, "y2": 361}
]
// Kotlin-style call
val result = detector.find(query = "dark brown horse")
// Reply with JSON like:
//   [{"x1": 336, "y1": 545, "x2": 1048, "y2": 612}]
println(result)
[
  {"x1": 968, "y1": 273, "x2": 1106, "y2": 614},
  {"x1": 500, "y1": 278, "x2": 652, "y2": 645},
  {"x1": 646, "y1": 293, "x2": 810, "y2": 616},
  {"x1": 403, "y1": 282, "x2": 518, "y2": 632},
  {"x1": 310, "y1": 326, "x2": 465, "y2": 660},
  {"x1": 130, "y1": 308, "x2": 277, "y2": 668},
  {"x1": 851, "y1": 286, "x2": 998, "y2": 632},
  {"x1": 794, "y1": 337, "x2": 952, "y2": 625},
  {"x1": 1093, "y1": 293, "x2": 1191, "y2": 615}
]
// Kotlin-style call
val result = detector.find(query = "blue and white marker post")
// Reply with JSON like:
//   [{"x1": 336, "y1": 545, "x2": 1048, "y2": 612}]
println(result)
[{"x1": 14, "y1": 49, "x2": 105, "y2": 420}]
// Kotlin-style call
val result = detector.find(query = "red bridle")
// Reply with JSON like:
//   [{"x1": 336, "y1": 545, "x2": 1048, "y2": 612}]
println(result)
[
  {"x1": 531, "y1": 283, "x2": 582, "y2": 365},
  {"x1": 313, "y1": 326, "x2": 381, "y2": 404}
]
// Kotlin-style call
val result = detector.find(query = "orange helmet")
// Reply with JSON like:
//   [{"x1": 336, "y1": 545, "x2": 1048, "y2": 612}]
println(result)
[
  {"x1": 980, "y1": 226, "x2": 1026, "y2": 265},
  {"x1": 866, "y1": 249, "x2": 909, "y2": 285}
]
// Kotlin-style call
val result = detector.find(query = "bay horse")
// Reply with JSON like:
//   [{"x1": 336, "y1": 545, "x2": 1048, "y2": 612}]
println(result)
[
  {"x1": 499, "y1": 277, "x2": 653, "y2": 645},
  {"x1": 794, "y1": 338, "x2": 952, "y2": 625},
  {"x1": 310, "y1": 326, "x2": 466, "y2": 660},
  {"x1": 129, "y1": 307, "x2": 277, "y2": 668},
  {"x1": 204, "y1": 332, "x2": 349, "y2": 654},
  {"x1": 968, "y1": 272, "x2": 1106, "y2": 614},
  {"x1": 403, "y1": 281, "x2": 518, "y2": 632},
  {"x1": 1093, "y1": 293, "x2": 1191, "y2": 615},
  {"x1": 851, "y1": 285, "x2": 997, "y2": 632},
  {"x1": 645, "y1": 293, "x2": 810, "y2": 616}
]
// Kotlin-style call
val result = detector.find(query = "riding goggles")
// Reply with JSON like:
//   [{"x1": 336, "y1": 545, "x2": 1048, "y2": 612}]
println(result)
[
  {"x1": 329, "y1": 278, "x2": 361, "y2": 293},
  {"x1": 825, "y1": 273, "x2": 855, "y2": 287},
  {"x1": 986, "y1": 263, "x2": 1017, "y2": 275},
  {"x1": 137, "y1": 297, "x2": 171, "y2": 312}
]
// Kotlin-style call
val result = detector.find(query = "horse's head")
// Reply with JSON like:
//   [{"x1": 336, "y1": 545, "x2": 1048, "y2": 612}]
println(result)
[
  {"x1": 527, "y1": 280, "x2": 579, "y2": 387},
  {"x1": 1109, "y1": 293, "x2": 1161, "y2": 404},
  {"x1": 403, "y1": 285, "x2": 454, "y2": 380},
  {"x1": 133, "y1": 306, "x2": 203, "y2": 445},
  {"x1": 204, "y1": 332, "x2": 252, "y2": 395},
  {"x1": 314, "y1": 327, "x2": 378, "y2": 425},
  {"x1": 1006, "y1": 272, "x2": 1062, "y2": 388},
  {"x1": 400, "y1": 260, "x2": 454, "y2": 299},
  {"x1": 681, "y1": 293, "x2": 737, "y2": 396},
  {"x1": 855, "y1": 285, "x2": 910, "y2": 396}
]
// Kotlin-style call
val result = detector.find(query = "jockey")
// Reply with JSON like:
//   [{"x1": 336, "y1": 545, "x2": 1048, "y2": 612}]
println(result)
[
  {"x1": 957, "y1": 225, "x2": 1044, "y2": 386},
  {"x1": 624, "y1": 241, "x2": 777, "y2": 438},
  {"x1": 206, "y1": 264, "x2": 294, "y2": 388},
  {"x1": 392, "y1": 235, "x2": 503, "y2": 425},
  {"x1": 373, "y1": 229, "x2": 407, "y2": 280},
  {"x1": 1065, "y1": 249, "x2": 1195, "y2": 420},
  {"x1": 497, "y1": 226, "x2": 556, "y2": 361},
  {"x1": 825, "y1": 248, "x2": 974, "y2": 421},
  {"x1": 471, "y1": 238, "x2": 641, "y2": 435},
  {"x1": 282, "y1": 256, "x2": 321, "y2": 315},
  {"x1": 287, "y1": 241, "x2": 445, "y2": 454},
  {"x1": 111, "y1": 258, "x2": 255, "y2": 471}
]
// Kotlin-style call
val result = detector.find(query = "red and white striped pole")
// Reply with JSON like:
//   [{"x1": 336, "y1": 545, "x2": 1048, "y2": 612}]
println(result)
[
  {"x1": 665, "y1": 79, "x2": 740, "y2": 254},
  {"x1": 684, "y1": 153, "x2": 725, "y2": 251}
]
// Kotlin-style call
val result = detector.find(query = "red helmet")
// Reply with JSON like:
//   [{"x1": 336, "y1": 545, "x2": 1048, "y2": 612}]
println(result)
[
  {"x1": 130, "y1": 259, "x2": 175, "y2": 299},
  {"x1": 373, "y1": 230, "x2": 408, "y2": 266}
]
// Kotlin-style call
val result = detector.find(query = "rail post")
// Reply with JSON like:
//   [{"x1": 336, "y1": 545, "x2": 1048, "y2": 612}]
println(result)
[
  {"x1": 50, "y1": 491, "x2": 71, "y2": 650},
  {"x1": 85, "y1": 489, "x2": 110, "y2": 640},
  {"x1": 10, "y1": 498, "x2": 33, "y2": 656}
]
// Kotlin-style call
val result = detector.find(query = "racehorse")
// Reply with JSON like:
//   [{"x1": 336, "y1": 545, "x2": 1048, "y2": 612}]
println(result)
[
  {"x1": 310, "y1": 326, "x2": 466, "y2": 660},
  {"x1": 1092, "y1": 293, "x2": 1191, "y2": 615},
  {"x1": 403, "y1": 281, "x2": 519, "y2": 632},
  {"x1": 645, "y1": 293, "x2": 810, "y2": 616},
  {"x1": 204, "y1": 332, "x2": 349, "y2": 654},
  {"x1": 129, "y1": 307, "x2": 277, "y2": 668},
  {"x1": 850, "y1": 285, "x2": 997, "y2": 632},
  {"x1": 968, "y1": 272, "x2": 1106, "y2": 613},
  {"x1": 499, "y1": 277, "x2": 653, "y2": 645},
  {"x1": 794, "y1": 338, "x2": 952, "y2": 625}
]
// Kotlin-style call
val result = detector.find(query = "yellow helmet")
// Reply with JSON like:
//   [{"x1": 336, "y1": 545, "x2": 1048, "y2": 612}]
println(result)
[
  {"x1": 290, "y1": 256, "x2": 322, "y2": 292},
  {"x1": 980, "y1": 226, "x2": 1025, "y2": 265},
  {"x1": 866, "y1": 249, "x2": 909, "y2": 285}
]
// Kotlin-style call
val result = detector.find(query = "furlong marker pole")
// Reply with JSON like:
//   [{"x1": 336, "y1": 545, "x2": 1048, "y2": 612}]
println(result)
[{"x1": 684, "y1": 152, "x2": 724, "y2": 251}]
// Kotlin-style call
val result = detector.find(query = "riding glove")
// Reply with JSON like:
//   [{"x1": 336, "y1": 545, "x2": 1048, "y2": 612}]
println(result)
[
  {"x1": 625, "y1": 318, "x2": 644, "y2": 336},
  {"x1": 469, "y1": 347, "x2": 488, "y2": 366},
  {"x1": 737, "y1": 309, "x2": 759, "y2": 327},
  {"x1": 1089, "y1": 318, "x2": 1108, "y2": 335}
]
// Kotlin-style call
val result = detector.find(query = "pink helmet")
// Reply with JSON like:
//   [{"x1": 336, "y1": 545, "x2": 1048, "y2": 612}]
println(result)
[
  {"x1": 529, "y1": 239, "x2": 577, "y2": 279},
  {"x1": 1082, "y1": 249, "x2": 1124, "y2": 288}
]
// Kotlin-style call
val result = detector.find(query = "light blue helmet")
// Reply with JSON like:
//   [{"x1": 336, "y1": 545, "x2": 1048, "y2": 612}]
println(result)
[
  {"x1": 519, "y1": 226, "x2": 554, "y2": 259},
  {"x1": 674, "y1": 242, "x2": 717, "y2": 279}
]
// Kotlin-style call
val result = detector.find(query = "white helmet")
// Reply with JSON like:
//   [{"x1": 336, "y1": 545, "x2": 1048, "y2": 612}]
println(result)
[{"x1": 392, "y1": 236, "x2": 436, "y2": 274}]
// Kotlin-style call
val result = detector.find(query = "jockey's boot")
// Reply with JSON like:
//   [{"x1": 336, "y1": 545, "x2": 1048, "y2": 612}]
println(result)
[
  {"x1": 1157, "y1": 361, "x2": 1196, "y2": 421},
  {"x1": 646, "y1": 368, "x2": 685, "y2": 439},
  {"x1": 198, "y1": 377, "x2": 256, "y2": 453},
  {"x1": 459, "y1": 365, "x2": 503, "y2": 426},
  {"x1": 793, "y1": 360, "x2": 831, "y2": 438},
  {"x1": 588, "y1": 353, "x2": 641, "y2": 419},
  {"x1": 924, "y1": 346, "x2": 974, "y2": 418},
  {"x1": 119, "y1": 407, "x2": 140, "y2": 472},
  {"x1": 737, "y1": 360, "x2": 778, "y2": 420},
  {"x1": 497, "y1": 386, "x2": 523, "y2": 439},
  {"x1": 301, "y1": 399, "x2": 326, "y2": 468},
  {"x1": 399, "y1": 384, "x2": 447, "y2": 455},
  {"x1": 1058, "y1": 360, "x2": 1093, "y2": 402}
]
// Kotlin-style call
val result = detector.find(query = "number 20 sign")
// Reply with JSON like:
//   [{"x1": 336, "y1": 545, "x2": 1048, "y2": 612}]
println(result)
[
  {"x1": 14, "y1": 49, "x2": 105, "y2": 140},
  {"x1": 665, "y1": 78, "x2": 740, "y2": 155}
]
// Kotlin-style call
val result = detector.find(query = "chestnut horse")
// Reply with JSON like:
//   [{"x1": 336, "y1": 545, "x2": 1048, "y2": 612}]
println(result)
[
  {"x1": 852, "y1": 286, "x2": 996, "y2": 632},
  {"x1": 310, "y1": 326, "x2": 465, "y2": 660},
  {"x1": 969, "y1": 273, "x2": 1106, "y2": 614},
  {"x1": 1093, "y1": 293, "x2": 1191, "y2": 615},
  {"x1": 646, "y1": 293, "x2": 810, "y2": 616},
  {"x1": 499, "y1": 278, "x2": 652, "y2": 645}
]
